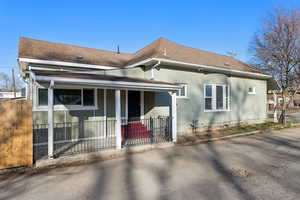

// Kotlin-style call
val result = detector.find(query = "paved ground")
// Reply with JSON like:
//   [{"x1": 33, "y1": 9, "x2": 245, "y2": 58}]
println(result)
[{"x1": 1, "y1": 128, "x2": 300, "y2": 200}]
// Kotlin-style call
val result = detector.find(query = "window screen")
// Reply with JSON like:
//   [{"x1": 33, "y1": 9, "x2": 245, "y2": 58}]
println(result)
[
  {"x1": 38, "y1": 88, "x2": 48, "y2": 106},
  {"x1": 83, "y1": 89, "x2": 95, "y2": 106},
  {"x1": 54, "y1": 89, "x2": 82, "y2": 105}
]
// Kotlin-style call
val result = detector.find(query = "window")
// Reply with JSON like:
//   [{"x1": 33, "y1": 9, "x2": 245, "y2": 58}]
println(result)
[
  {"x1": 38, "y1": 88, "x2": 48, "y2": 106},
  {"x1": 176, "y1": 84, "x2": 188, "y2": 98},
  {"x1": 204, "y1": 84, "x2": 230, "y2": 111},
  {"x1": 204, "y1": 85, "x2": 213, "y2": 110},
  {"x1": 36, "y1": 88, "x2": 96, "y2": 110},
  {"x1": 248, "y1": 87, "x2": 256, "y2": 94}
]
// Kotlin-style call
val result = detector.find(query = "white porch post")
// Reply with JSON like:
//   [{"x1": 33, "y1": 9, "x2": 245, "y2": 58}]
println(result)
[
  {"x1": 48, "y1": 80, "x2": 54, "y2": 158},
  {"x1": 115, "y1": 89, "x2": 122, "y2": 149},
  {"x1": 103, "y1": 89, "x2": 107, "y2": 137},
  {"x1": 125, "y1": 90, "x2": 128, "y2": 123},
  {"x1": 171, "y1": 92, "x2": 177, "y2": 142},
  {"x1": 140, "y1": 91, "x2": 144, "y2": 120},
  {"x1": 25, "y1": 81, "x2": 30, "y2": 100}
]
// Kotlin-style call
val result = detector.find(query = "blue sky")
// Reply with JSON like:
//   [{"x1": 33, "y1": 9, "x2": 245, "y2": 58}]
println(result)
[{"x1": 0, "y1": 0, "x2": 300, "y2": 75}]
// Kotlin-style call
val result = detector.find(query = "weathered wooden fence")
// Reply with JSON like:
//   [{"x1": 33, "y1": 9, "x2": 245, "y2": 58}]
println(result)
[{"x1": 0, "y1": 100, "x2": 33, "y2": 169}]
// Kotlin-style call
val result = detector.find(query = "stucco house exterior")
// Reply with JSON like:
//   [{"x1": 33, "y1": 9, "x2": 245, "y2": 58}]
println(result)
[{"x1": 18, "y1": 37, "x2": 271, "y2": 159}]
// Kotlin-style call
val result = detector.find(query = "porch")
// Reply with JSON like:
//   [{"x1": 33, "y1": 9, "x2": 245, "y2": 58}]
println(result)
[
  {"x1": 33, "y1": 117, "x2": 172, "y2": 160},
  {"x1": 31, "y1": 71, "x2": 181, "y2": 161}
]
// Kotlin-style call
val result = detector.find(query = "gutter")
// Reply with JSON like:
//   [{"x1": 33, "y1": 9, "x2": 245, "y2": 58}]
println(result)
[
  {"x1": 125, "y1": 58, "x2": 272, "y2": 79},
  {"x1": 34, "y1": 75, "x2": 182, "y2": 92},
  {"x1": 20, "y1": 57, "x2": 271, "y2": 79},
  {"x1": 19, "y1": 58, "x2": 116, "y2": 70}
]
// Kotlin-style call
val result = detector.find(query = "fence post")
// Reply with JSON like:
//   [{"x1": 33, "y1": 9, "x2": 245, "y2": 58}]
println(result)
[
  {"x1": 115, "y1": 89, "x2": 122, "y2": 149},
  {"x1": 48, "y1": 80, "x2": 54, "y2": 158},
  {"x1": 171, "y1": 92, "x2": 177, "y2": 142}
]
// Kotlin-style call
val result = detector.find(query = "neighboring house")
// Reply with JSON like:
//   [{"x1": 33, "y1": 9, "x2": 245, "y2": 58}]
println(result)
[
  {"x1": 267, "y1": 91, "x2": 300, "y2": 111},
  {"x1": 0, "y1": 89, "x2": 23, "y2": 99},
  {"x1": 18, "y1": 37, "x2": 271, "y2": 159}
]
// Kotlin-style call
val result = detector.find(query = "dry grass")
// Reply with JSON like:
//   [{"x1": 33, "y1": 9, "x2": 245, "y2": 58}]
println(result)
[{"x1": 177, "y1": 122, "x2": 284, "y2": 144}]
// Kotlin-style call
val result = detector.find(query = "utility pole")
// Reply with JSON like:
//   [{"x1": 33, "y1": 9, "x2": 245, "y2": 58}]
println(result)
[{"x1": 12, "y1": 68, "x2": 16, "y2": 98}]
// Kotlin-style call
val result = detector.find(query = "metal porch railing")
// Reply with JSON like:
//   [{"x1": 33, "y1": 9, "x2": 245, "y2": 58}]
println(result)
[{"x1": 33, "y1": 117, "x2": 172, "y2": 161}]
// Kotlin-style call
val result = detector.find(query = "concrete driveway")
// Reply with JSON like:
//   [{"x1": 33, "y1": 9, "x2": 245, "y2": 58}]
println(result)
[{"x1": 1, "y1": 128, "x2": 300, "y2": 200}]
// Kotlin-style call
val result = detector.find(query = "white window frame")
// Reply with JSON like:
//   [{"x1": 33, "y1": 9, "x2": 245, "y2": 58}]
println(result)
[
  {"x1": 204, "y1": 84, "x2": 230, "y2": 112},
  {"x1": 33, "y1": 84, "x2": 98, "y2": 111},
  {"x1": 248, "y1": 86, "x2": 256, "y2": 95},
  {"x1": 176, "y1": 84, "x2": 188, "y2": 98}
]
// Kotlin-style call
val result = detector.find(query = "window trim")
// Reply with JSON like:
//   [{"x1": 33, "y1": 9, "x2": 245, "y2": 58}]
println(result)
[
  {"x1": 34, "y1": 85, "x2": 98, "y2": 111},
  {"x1": 248, "y1": 86, "x2": 256, "y2": 95},
  {"x1": 204, "y1": 84, "x2": 230, "y2": 112},
  {"x1": 176, "y1": 83, "x2": 188, "y2": 98}
]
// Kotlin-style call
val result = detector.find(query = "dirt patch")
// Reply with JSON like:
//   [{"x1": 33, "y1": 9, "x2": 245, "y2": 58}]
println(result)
[
  {"x1": 230, "y1": 168, "x2": 253, "y2": 178},
  {"x1": 176, "y1": 122, "x2": 285, "y2": 144}
]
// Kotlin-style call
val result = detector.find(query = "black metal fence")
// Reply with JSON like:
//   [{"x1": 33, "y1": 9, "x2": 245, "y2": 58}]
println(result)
[
  {"x1": 33, "y1": 117, "x2": 172, "y2": 161},
  {"x1": 33, "y1": 120, "x2": 116, "y2": 160}
]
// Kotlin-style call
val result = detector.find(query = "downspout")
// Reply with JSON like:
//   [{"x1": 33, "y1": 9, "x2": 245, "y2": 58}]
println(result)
[{"x1": 150, "y1": 60, "x2": 161, "y2": 80}]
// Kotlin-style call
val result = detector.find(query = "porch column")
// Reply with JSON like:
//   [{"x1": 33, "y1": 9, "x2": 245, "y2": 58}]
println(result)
[
  {"x1": 48, "y1": 80, "x2": 54, "y2": 158},
  {"x1": 115, "y1": 89, "x2": 122, "y2": 149},
  {"x1": 104, "y1": 89, "x2": 107, "y2": 137},
  {"x1": 171, "y1": 92, "x2": 177, "y2": 142},
  {"x1": 140, "y1": 91, "x2": 144, "y2": 120}
]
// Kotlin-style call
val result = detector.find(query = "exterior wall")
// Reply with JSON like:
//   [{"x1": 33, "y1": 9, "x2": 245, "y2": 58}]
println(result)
[
  {"x1": 31, "y1": 64, "x2": 267, "y2": 136},
  {"x1": 147, "y1": 66, "x2": 267, "y2": 134},
  {"x1": 104, "y1": 67, "x2": 145, "y2": 79}
]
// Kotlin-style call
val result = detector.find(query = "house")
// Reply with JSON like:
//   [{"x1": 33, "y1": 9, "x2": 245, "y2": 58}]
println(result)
[
  {"x1": 0, "y1": 89, "x2": 24, "y2": 99},
  {"x1": 18, "y1": 37, "x2": 271, "y2": 160},
  {"x1": 267, "y1": 91, "x2": 300, "y2": 111}
]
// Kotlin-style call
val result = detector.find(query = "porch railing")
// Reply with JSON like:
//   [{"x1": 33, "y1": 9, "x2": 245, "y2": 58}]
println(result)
[
  {"x1": 121, "y1": 116, "x2": 172, "y2": 146},
  {"x1": 33, "y1": 116, "x2": 172, "y2": 161},
  {"x1": 33, "y1": 120, "x2": 116, "y2": 160}
]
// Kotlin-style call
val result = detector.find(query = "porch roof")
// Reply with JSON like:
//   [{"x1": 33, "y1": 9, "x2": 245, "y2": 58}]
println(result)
[{"x1": 32, "y1": 70, "x2": 181, "y2": 91}]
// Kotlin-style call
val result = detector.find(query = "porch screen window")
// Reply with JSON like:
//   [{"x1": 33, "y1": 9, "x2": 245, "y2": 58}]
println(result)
[
  {"x1": 37, "y1": 88, "x2": 96, "y2": 108},
  {"x1": 204, "y1": 84, "x2": 230, "y2": 111},
  {"x1": 83, "y1": 89, "x2": 95, "y2": 106},
  {"x1": 54, "y1": 89, "x2": 82, "y2": 105},
  {"x1": 38, "y1": 88, "x2": 48, "y2": 106}
]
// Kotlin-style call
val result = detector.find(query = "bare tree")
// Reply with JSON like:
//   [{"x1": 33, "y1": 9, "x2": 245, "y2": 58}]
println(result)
[
  {"x1": 0, "y1": 72, "x2": 24, "y2": 91},
  {"x1": 250, "y1": 8, "x2": 300, "y2": 124},
  {"x1": 0, "y1": 73, "x2": 11, "y2": 89}
]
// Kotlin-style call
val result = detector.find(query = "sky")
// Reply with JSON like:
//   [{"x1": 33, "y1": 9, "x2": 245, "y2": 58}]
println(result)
[{"x1": 1, "y1": 0, "x2": 300, "y2": 76}]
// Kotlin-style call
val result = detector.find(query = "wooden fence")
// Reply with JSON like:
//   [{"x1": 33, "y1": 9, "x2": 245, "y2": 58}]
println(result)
[{"x1": 0, "y1": 100, "x2": 33, "y2": 169}]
